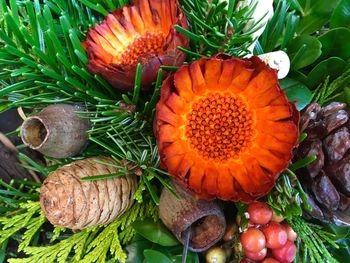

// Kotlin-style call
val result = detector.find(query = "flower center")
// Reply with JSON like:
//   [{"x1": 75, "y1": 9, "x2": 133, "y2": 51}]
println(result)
[
  {"x1": 118, "y1": 32, "x2": 165, "y2": 66},
  {"x1": 186, "y1": 93, "x2": 254, "y2": 161}
]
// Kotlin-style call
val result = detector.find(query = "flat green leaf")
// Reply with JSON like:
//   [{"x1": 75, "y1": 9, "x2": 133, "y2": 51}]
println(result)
[
  {"x1": 125, "y1": 235, "x2": 152, "y2": 263},
  {"x1": 330, "y1": 0, "x2": 350, "y2": 28},
  {"x1": 287, "y1": 35, "x2": 322, "y2": 70},
  {"x1": 297, "y1": 0, "x2": 340, "y2": 35},
  {"x1": 319, "y1": 27, "x2": 350, "y2": 60},
  {"x1": 306, "y1": 57, "x2": 346, "y2": 88},
  {"x1": 132, "y1": 219, "x2": 178, "y2": 247},
  {"x1": 171, "y1": 252, "x2": 200, "y2": 263},
  {"x1": 143, "y1": 250, "x2": 172, "y2": 263},
  {"x1": 280, "y1": 78, "x2": 312, "y2": 110}
]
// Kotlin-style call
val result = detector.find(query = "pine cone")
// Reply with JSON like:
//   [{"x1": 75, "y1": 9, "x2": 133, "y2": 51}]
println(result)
[
  {"x1": 40, "y1": 156, "x2": 138, "y2": 229},
  {"x1": 297, "y1": 102, "x2": 350, "y2": 226}
]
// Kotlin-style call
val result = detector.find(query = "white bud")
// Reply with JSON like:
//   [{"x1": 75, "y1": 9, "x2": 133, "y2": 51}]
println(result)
[{"x1": 257, "y1": 51, "x2": 290, "y2": 79}]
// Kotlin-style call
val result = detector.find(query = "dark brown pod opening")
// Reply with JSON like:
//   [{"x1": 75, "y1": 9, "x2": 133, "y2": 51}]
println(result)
[
  {"x1": 159, "y1": 182, "x2": 226, "y2": 252},
  {"x1": 21, "y1": 117, "x2": 48, "y2": 149}
]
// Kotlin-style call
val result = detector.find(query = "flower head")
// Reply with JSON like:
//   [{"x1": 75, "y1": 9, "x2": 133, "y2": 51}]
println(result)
[
  {"x1": 84, "y1": 0, "x2": 189, "y2": 90},
  {"x1": 154, "y1": 55, "x2": 299, "y2": 202}
]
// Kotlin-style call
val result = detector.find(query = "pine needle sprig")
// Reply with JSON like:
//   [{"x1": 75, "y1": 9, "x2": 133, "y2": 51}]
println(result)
[
  {"x1": 312, "y1": 66, "x2": 350, "y2": 106},
  {"x1": 177, "y1": 0, "x2": 261, "y2": 59}
]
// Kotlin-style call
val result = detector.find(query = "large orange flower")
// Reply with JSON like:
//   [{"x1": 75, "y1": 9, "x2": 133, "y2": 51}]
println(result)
[
  {"x1": 84, "y1": 0, "x2": 189, "y2": 90},
  {"x1": 154, "y1": 55, "x2": 299, "y2": 202}
]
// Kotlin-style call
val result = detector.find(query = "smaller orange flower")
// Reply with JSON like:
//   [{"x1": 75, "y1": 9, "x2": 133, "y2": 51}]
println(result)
[
  {"x1": 154, "y1": 55, "x2": 299, "y2": 202},
  {"x1": 84, "y1": 0, "x2": 189, "y2": 90}
]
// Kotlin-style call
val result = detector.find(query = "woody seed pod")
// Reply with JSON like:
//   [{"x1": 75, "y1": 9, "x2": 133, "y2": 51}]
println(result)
[
  {"x1": 21, "y1": 104, "x2": 90, "y2": 158},
  {"x1": 159, "y1": 181, "x2": 226, "y2": 252},
  {"x1": 40, "y1": 156, "x2": 138, "y2": 230}
]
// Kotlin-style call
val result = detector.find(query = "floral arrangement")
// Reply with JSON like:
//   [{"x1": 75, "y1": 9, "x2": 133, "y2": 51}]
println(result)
[{"x1": 0, "y1": 0, "x2": 349, "y2": 262}]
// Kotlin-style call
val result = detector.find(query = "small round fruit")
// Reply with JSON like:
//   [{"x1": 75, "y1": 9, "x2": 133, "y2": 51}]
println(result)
[
  {"x1": 271, "y1": 211, "x2": 284, "y2": 223},
  {"x1": 245, "y1": 248, "x2": 267, "y2": 261},
  {"x1": 247, "y1": 202, "x2": 273, "y2": 225},
  {"x1": 272, "y1": 241, "x2": 297, "y2": 263},
  {"x1": 262, "y1": 258, "x2": 280, "y2": 263},
  {"x1": 206, "y1": 246, "x2": 226, "y2": 263},
  {"x1": 282, "y1": 222, "x2": 297, "y2": 242},
  {"x1": 241, "y1": 228, "x2": 266, "y2": 253},
  {"x1": 263, "y1": 222, "x2": 288, "y2": 249}
]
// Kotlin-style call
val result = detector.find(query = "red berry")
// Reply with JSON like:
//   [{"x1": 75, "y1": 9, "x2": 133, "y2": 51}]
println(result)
[
  {"x1": 272, "y1": 240, "x2": 297, "y2": 263},
  {"x1": 245, "y1": 248, "x2": 267, "y2": 261},
  {"x1": 263, "y1": 222, "x2": 288, "y2": 249},
  {"x1": 282, "y1": 222, "x2": 298, "y2": 242},
  {"x1": 262, "y1": 258, "x2": 280, "y2": 263},
  {"x1": 247, "y1": 202, "x2": 273, "y2": 225},
  {"x1": 241, "y1": 228, "x2": 266, "y2": 253}
]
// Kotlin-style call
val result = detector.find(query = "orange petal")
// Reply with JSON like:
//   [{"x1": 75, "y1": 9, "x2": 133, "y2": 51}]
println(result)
[
  {"x1": 256, "y1": 105, "x2": 292, "y2": 121},
  {"x1": 165, "y1": 154, "x2": 185, "y2": 175},
  {"x1": 249, "y1": 88, "x2": 284, "y2": 109},
  {"x1": 130, "y1": 6, "x2": 145, "y2": 33},
  {"x1": 217, "y1": 167, "x2": 235, "y2": 200},
  {"x1": 255, "y1": 133, "x2": 295, "y2": 156},
  {"x1": 203, "y1": 165, "x2": 218, "y2": 195},
  {"x1": 228, "y1": 162, "x2": 256, "y2": 193},
  {"x1": 256, "y1": 120, "x2": 298, "y2": 144},
  {"x1": 159, "y1": 124, "x2": 180, "y2": 142},
  {"x1": 241, "y1": 68, "x2": 278, "y2": 99},
  {"x1": 249, "y1": 147, "x2": 288, "y2": 175},
  {"x1": 174, "y1": 66, "x2": 194, "y2": 102},
  {"x1": 241, "y1": 154, "x2": 272, "y2": 186},
  {"x1": 121, "y1": 7, "x2": 137, "y2": 35},
  {"x1": 163, "y1": 140, "x2": 188, "y2": 158},
  {"x1": 175, "y1": 153, "x2": 194, "y2": 180},
  {"x1": 166, "y1": 92, "x2": 187, "y2": 114},
  {"x1": 188, "y1": 160, "x2": 205, "y2": 193},
  {"x1": 106, "y1": 14, "x2": 131, "y2": 45},
  {"x1": 189, "y1": 59, "x2": 206, "y2": 95},
  {"x1": 204, "y1": 58, "x2": 222, "y2": 89},
  {"x1": 218, "y1": 60, "x2": 235, "y2": 86},
  {"x1": 138, "y1": 0, "x2": 155, "y2": 28},
  {"x1": 156, "y1": 104, "x2": 181, "y2": 126},
  {"x1": 229, "y1": 67, "x2": 254, "y2": 93}
]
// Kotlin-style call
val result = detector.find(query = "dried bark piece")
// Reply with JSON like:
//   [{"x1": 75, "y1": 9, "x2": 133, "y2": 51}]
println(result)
[
  {"x1": 40, "y1": 156, "x2": 138, "y2": 229},
  {"x1": 159, "y1": 181, "x2": 226, "y2": 252}
]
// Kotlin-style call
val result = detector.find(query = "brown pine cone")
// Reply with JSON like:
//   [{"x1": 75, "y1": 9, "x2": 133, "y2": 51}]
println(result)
[
  {"x1": 297, "y1": 102, "x2": 350, "y2": 226},
  {"x1": 40, "y1": 156, "x2": 138, "y2": 230}
]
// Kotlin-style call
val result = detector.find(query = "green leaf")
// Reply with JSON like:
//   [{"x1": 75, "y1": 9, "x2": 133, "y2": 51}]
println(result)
[
  {"x1": 132, "y1": 219, "x2": 178, "y2": 247},
  {"x1": 330, "y1": 0, "x2": 350, "y2": 28},
  {"x1": 287, "y1": 35, "x2": 322, "y2": 70},
  {"x1": 280, "y1": 78, "x2": 313, "y2": 110},
  {"x1": 125, "y1": 235, "x2": 152, "y2": 263},
  {"x1": 171, "y1": 252, "x2": 200, "y2": 263},
  {"x1": 297, "y1": 0, "x2": 340, "y2": 35},
  {"x1": 318, "y1": 27, "x2": 350, "y2": 60},
  {"x1": 143, "y1": 250, "x2": 172, "y2": 263},
  {"x1": 306, "y1": 57, "x2": 347, "y2": 88}
]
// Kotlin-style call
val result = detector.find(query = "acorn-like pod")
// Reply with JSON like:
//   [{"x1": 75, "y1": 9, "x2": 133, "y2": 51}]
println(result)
[
  {"x1": 159, "y1": 182, "x2": 226, "y2": 252},
  {"x1": 21, "y1": 104, "x2": 90, "y2": 158},
  {"x1": 40, "y1": 156, "x2": 138, "y2": 230}
]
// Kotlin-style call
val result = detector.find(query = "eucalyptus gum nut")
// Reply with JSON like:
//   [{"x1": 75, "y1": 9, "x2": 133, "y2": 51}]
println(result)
[
  {"x1": 21, "y1": 104, "x2": 90, "y2": 159},
  {"x1": 159, "y1": 181, "x2": 226, "y2": 252}
]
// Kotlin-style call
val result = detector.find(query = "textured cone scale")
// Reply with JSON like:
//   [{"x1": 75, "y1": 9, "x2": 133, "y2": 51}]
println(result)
[
  {"x1": 40, "y1": 157, "x2": 138, "y2": 229},
  {"x1": 84, "y1": 0, "x2": 189, "y2": 90},
  {"x1": 297, "y1": 102, "x2": 350, "y2": 226},
  {"x1": 159, "y1": 181, "x2": 226, "y2": 252},
  {"x1": 154, "y1": 55, "x2": 299, "y2": 202}
]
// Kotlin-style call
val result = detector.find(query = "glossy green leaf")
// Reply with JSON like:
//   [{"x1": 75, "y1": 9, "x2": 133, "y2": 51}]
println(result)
[
  {"x1": 319, "y1": 27, "x2": 350, "y2": 60},
  {"x1": 125, "y1": 235, "x2": 152, "y2": 263},
  {"x1": 306, "y1": 57, "x2": 346, "y2": 88},
  {"x1": 171, "y1": 252, "x2": 200, "y2": 263},
  {"x1": 297, "y1": 0, "x2": 340, "y2": 35},
  {"x1": 280, "y1": 78, "x2": 312, "y2": 110},
  {"x1": 287, "y1": 35, "x2": 322, "y2": 70},
  {"x1": 144, "y1": 250, "x2": 172, "y2": 263},
  {"x1": 132, "y1": 219, "x2": 179, "y2": 247},
  {"x1": 330, "y1": 0, "x2": 350, "y2": 28}
]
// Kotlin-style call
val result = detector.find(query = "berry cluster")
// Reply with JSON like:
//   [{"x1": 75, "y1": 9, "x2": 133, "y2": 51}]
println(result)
[{"x1": 240, "y1": 202, "x2": 297, "y2": 263}]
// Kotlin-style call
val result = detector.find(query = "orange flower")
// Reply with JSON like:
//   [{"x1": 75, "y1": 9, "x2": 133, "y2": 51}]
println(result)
[
  {"x1": 84, "y1": 0, "x2": 189, "y2": 90},
  {"x1": 154, "y1": 55, "x2": 299, "y2": 202}
]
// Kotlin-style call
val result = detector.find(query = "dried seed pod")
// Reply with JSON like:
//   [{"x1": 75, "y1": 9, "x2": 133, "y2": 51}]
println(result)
[
  {"x1": 21, "y1": 104, "x2": 90, "y2": 158},
  {"x1": 40, "y1": 156, "x2": 138, "y2": 229},
  {"x1": 159, "y1": 182, "x2": 226, "y2": 252}
]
